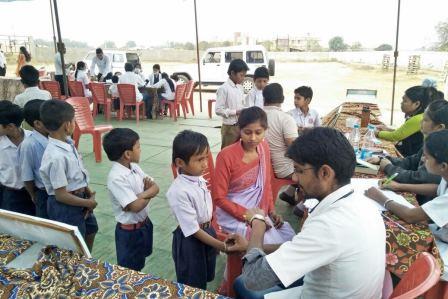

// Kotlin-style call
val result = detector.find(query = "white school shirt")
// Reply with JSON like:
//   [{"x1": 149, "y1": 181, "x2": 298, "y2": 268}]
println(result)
[
  {"x1": 166, "y1": 174, "x2": 213, "y2": 237},
  {"x1": 108, "y1": 83, "x2": 119, "y2": 98},
  {"x1": 151, "y1": 78, "x2": 175, "y2": 101},
  {"x1": 288, "y1": 107, "x2": 321, "y2": 128},
  {"x1": 266, "y1": 184, "x2": 385, "y2": 299},
  {"x1": 90, "y1": 55, "x2": 111, "y2": 76},
  {"x1": 245, "y1": 87, "x2": 264, "y2": 108},
  {"x1": 39, "y1": 137, "x2": 89, "y2": 195},
  {"x1": 75, "y1": 70, "x2": 92, "y2": 97},
  {"x1": 422, "y1": 178, "x2": 448, "y2": 280},
  {"x1": 0, "y1": 51, "x2": 5, "y2": 68},
  {"x1": 13, "y1": 87, "x2": 51, "y2": 108},
  {"x1": 148, "y1": 72, "x2": 162, "y2": 85},
  {"x1": 18, "y1": 130, "x2": 48, "y2": 189},
  {"x1": 119, "y1": 71, "x2": 144, "y2": 101},
  {"x1": 215, "y1": 79, "x2": 245, "y2": 125},
  {"x1": 107, "y1": 162, "x2": 151, "y2": 224},
  {"x1": 54, "y1": 52, "x2": 63, "y2": 75},
  {"x1": 0, "y1": 130, "x2": 32, "y2": 189}
]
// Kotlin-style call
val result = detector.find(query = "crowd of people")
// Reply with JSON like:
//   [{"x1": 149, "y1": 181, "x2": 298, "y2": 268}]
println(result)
[{"x1": 2, "y1": 50, "x2": 448, "y2": 298}]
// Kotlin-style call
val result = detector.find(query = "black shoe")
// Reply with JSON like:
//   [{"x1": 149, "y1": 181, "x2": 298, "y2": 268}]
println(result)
[{"x1": 279, "y1": 192, "x2": 297, "y2": 206}]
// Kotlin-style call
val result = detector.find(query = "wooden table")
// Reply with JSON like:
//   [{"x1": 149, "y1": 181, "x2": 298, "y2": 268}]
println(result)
[
  {"x1": 140, "y1": 86, "x2": 161, "y2": 119},
  {"x1": 323, "y1": 101, "x2": 444, "y2": 278}
]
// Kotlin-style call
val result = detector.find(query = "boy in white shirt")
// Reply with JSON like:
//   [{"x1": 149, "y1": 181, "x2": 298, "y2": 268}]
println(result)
[
  {"x1": 119, "y1": 63, "x2": 145, "y2": 101},
  {"x1": 288, "y1": 86, "x2": 321, "y2": 134},
  {"x1": 245, "y1": 66, "x2": 269, "y2": 108},
  {"x1": 103, "y1": 128, "x2": 159, "y2": 271},
  {"x1": 14, "y1": 65, "x2": 51, "y2": 108}
]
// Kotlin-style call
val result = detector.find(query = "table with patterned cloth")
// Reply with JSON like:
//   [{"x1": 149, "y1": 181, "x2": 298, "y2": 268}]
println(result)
[
  {"x1": 0, "y1": 77, "x2": 24, "y2": 101},
  {"x1": 0, "y1": 234, "x2": 227, "y2": 299},
  {"x1": 322, "y1": 102, "x2": 444, "y2": 278}
]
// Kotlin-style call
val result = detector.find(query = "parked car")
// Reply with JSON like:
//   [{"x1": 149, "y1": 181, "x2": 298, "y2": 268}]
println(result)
[
  {"x1": 83, "y1": 50, "x2": 140, "y2": 74},
  {"x1": 172, "y1": 45, "x2": 275, "y2": 93}
]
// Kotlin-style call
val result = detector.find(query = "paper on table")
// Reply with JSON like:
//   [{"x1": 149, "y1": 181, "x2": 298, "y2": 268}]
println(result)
[{"x1": 351, "y1": 178, "x2": 415, "y2": 211}]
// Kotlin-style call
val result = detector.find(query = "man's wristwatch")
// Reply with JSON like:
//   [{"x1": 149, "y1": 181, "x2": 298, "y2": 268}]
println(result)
[{"x1": 249, "y1": 214, "x2": 266, "y2": 227}]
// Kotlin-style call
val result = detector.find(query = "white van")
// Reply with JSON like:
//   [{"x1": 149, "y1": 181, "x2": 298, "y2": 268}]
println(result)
[
  {"x1": 83, "y1": 50, "x2": 140, "y2": 74},
  {"x1": 173, "y1": 45, "x2": 275, "y2": 93}
]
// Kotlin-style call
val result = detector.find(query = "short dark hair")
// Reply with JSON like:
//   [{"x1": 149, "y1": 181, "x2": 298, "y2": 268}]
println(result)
[
  {"x1": 153, "y1": 64, "x2": 161, "y2": 71},
  {"x1": 172, "y1": 130, "x2": 209, "y2": 164},
  {"x1": 425, "y1": 130, "x2": 448, "y2": 164},
  {"x1": 254, "y1": 66, "x2": 269, "y2": 80},
  {"x1": 40, "y1": 100, "x2": 74, "y2": 131},
  {"x1": 237, "y1": 106, "x2": 268, "y2": 129},
  {"x1": 19, "y1": 65, "x2": 40, "y2": 87},
  {"x1": 227, "y1": 59, "x2": 249, "y2": 76},
  {"x1": 263, "y1": 83, "x2": 284, "y2": 104},
  {"x1": 287, "y1": 127, "x2": 355, "y2": 185},
  {"x1": 426, "y1": 100, "x2": 448, "y2": 127},
  {"x1": 405, "y1": 86, "x2": 441, "y2": 115},
  {"x1": 96, "y1": 48, "x2": 103, "y2": 54},
  {"x1": 111, "y1": 75, "x2": 119, "y2": 83},
  {"x1": 0, "y1": 101, "x2": 23, "y2": 127},
  {"x1": 294, "y1": 86, "x2": 313, "y2": 100},
  {"x1": 23, "y1": 99, "x2": 45, "y2": 127},
  {"x1": 124, "y1": 62, "x2": 134, "y2": 72},
  {"x1": 103, "y1": 128, "x2": 140, "y2": 161}
]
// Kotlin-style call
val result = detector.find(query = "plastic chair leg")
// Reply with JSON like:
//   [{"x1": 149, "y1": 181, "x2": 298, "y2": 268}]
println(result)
[
  {"x1": 93, "y1": 132, "x2": 102, "y2": 163},
  {"x1": 92, "y1": 103, "x2": 98, "y2": 117},
  {"x1": 208, "y1": 100, "x2": 214, "y2": 119},
  {"x1": 189, "y1": 98, "x2": 195, "y2": 116},
  {"x1": 105, "y1": 103, "x2": 111, "y2": 121}
]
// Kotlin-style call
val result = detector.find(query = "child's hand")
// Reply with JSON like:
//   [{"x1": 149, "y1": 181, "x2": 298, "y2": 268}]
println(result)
[
  {"x1": 86, "y1": 192, "x2": 97, "y2": 210},
  {"x1": 379, "y1": 180, "x2": 401, "y2": 192},
  {"x1": 143, "y1": 177, "x2": 154, "y2": 190}
]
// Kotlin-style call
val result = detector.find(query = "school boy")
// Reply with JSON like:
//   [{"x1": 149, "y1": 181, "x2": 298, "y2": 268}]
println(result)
[
  {"x1": 18, "y1": 100, "x2": 49, "y2": 218},
  {"x1": 288, "y1": 86, "x2": 321, "y2": 133},
  {"x1": 167, "y1": 130, "x2": 229, "y2": 289},
  {"x1": 103, "y1": 128, "x2": 159, "y2": 271},
  {"x1": 215, "y1": 59, "x2": 249, "y2": 148},
  {"x1": 39, "y1": 100, "x2": 98, "y2": 251},
  {"x1": 0, "y1": 101, "x2": 34, "y2": 215},
  {"x1": 245, "y1": 66, "x2": 269, "y2": 108}
]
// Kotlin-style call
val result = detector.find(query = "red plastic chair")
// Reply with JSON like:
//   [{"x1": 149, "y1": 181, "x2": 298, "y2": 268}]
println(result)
[
  {"x1": 117, "y1": 84, "x2": 146, "y2": 124},
  {"x1": 90, "y1": 82, "x2": 112, "y2": 121},
  {"x1": 66, "y1": 97, "x2": 113, "y2": 163},
  {"x1": 208, "y1": 99, "x2": 216, "y2": 119},
  {"x1": 389, "y1": 252, "x2": 441, "y2": 299},
  {"x1": 270, "y1": 165, "x2": 295, "y2": 203},
  {"x1": 41, "y1": 80, "x2": 66, "y2": 100},
  {"x1": 161, "y1": 84, "x2": 187, "y2": 121},
  {"x1": 68, "y1": 81, "x2": 86, "y2": 97},
  {"x1": 184, "y1": 80, "x2": 195, "y2": 116}
]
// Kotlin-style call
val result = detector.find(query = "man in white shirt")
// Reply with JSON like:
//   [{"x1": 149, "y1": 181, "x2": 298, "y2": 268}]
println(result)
[
  {"x1": 0, "y1": 44, "x2": 6, "y2": 77},
  {"x1": 90, "y1": 48, "x2": 112, "y2": 81},
  {"x1": 14, "y1": 65, "x2": 51, "y2": 108},
  {"x1": 118, "y1": 63, "x2": 145, "y2": 101},
  {"x1": 227, "y1": 127, "x2": 386, "y2": 299},
  {"x1": 54, "y1": 43, "x2": 66, "y2": 95}
]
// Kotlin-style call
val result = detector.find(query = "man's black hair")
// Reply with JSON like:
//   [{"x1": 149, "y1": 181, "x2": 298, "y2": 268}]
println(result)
[
  {"x1": 287, "y1": 127, "x2": 355, "y2": 185},
  {"x1": 40, "y1": 100, "x2": 74, "y2": 131},
  {"x1": 227, "y1": 59, "x2": 249, "y2": 76},
  {"x1": 0, "y1": 100, "x2": 23, "y2": 127},
  {"x1": 19, "y1": 65, "x2": 40, "y2": 87},
  {"x1": 263, "y1": 83, "x2": 284, "y2": 104},
  {"x1": 23, "y1": 99, "x2": 45, "y2": 127},
  {"x1": 254, "y1": 66, "x2": 269, "y2": 81},
  {"x1": 237, "y1": 106, "x2": 268, "y2": 129},
  {"x1": 103, "y1": 128, "x2": 140, "y2": 161},
  {"x1": 172, "y1": 130, "x2": 209, "y2": 164},
  {"x1": 124, "y1": 62, "x2": 134, "y2": 72},
  {"x1": 96, "y1": 48, "x2": 103, "y2": 54}
]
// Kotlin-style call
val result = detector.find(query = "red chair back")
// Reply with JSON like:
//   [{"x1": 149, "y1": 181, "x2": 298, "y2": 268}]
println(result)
[
  {"x1": 173, "y1": 83, "x2": 187, "y2": 105},
  {"x1": 90, "y1": 82, "x2": 107, "y2": 104},
  {"x1": 66, "y1": 97, "x2": 94, "y2": 131},
  {"x1": 117, "y1": 84, "x2": 137, "y2": 104},
  {"x1": 390, "y1": 252, "x2": 441, "y2": 299},
  {"x1": 41, "y1": 80, "x2": 63, "y2": 99},
  {"x1": 68, "y1": 81, "x2": 85, "y2": 97},
  {"x1": 184, "y1": 80, "x2": 194, "y2": 100}
]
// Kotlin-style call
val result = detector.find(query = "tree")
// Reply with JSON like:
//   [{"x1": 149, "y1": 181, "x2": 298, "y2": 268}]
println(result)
[
  {"x1": 307, "y1": 40, "x2": 322, "y2": 52},
  {"x1": 101, "y1": 40, "x2": 117, "y2": 49},
  {"x1": 350, "y1": 42, "x2": 362, "y2": 51},
  {"x1": 125, "y1": 40, "x2": 137, "y2": 48},
  {"x1": 184, "y1": 42, "x2": 195, "y2": 50},
  {"x1": 436, "y1": 20, "x2": 448, "y2": 51},
  {"x1": 374, "y1": 44, "x2": 393, "y2": 51},
  {"x1": 328, "y1": 36, "x2": 348, "y2": 52}
]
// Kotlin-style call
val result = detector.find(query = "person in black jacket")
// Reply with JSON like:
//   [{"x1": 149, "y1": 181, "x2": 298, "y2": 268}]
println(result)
[{"x1": 367, "y1": 100, "x2": 448, "y2": 205}]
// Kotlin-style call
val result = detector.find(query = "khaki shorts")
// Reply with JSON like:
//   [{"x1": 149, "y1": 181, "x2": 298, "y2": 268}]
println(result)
[{"x1": 221, "y1": 124, "x2": 240, "y2": 149}]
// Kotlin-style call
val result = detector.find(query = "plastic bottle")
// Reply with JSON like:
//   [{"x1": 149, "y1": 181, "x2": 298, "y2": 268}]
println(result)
[
  {"x1": 360, "y1": 124, "x2": 376, "y2": 159},
  {"x1": 350, "y1": 124, "x2": 361, "y2": 156}
]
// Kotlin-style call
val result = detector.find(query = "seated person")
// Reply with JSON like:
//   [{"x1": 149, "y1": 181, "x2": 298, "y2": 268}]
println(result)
[
  {"x1": 245, "y1": 66, "x2": 269, "y2": 108},
  {"x1": 134, "y1": 63, "x2": 146, "y2": 82},
  {"x1": 149, "y1": 72, "x2": 175, "y2": 115},
  {"x1": 367, "y1": 99, "x2": 448, "y2": 205},
  {"x1": 14, "y1": 65, "x2": 51, "y2": 108},
  {"x1": 118, "y1": 62, "x2": 144, "y2": 101},
  {"x1": 375, "y1": 86, "x2": 442, "y2": 157},
  {"x1": 288, "y1": 86, "x2": 321, "y2": 134},
  {"x1": 108, "y1": 75, "x2": 120, "y2": 110},
  {"x1": 263, "y1": 83, "x2": 299, "y2": 205},
  {"x1": 365, "y1": 129, "x2": 448, "y2": 280},
  {"x1": 148, "y1": 64, "x2": 161, "y2": 85},
  {"x1": 74, "y1": 61, "x2": 92, "y2": 97}
]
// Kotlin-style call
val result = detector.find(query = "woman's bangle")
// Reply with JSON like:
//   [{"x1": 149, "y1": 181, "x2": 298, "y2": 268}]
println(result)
[{"x1": 383, "y1": 199, "x2": 394, "y2": 209}]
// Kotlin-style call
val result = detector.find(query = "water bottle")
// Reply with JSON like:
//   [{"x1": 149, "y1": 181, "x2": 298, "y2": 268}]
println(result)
[
  {"x1": 360, "y1": 124, "x2": 376, "y2": 159},
  {"x1": 350, "y1": 124, "x2": 361, "y2": 156}
]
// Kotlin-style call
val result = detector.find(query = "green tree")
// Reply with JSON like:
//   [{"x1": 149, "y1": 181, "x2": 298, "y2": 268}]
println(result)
[
  {"x1": 101, "y1": 40, "x2": 117, "y2": 49},
  {"x1": 328, "y1": 36, "x2": 348, "y2": 51},
  {"x1": 184, "y1": 42, "x2": 195, "y2": 50},
  {"x1": 436, "y1": 20, "x2": 448, "y2": 51},
  {"x1": 125, "y1": 40, "x2": 137, "y2": 48},
  {"x1": 374, "y1": 44, "x2": 393, "y2": 51},
  {"x1": 350, "y1": 42, "x2": 363, "y2": 51}
]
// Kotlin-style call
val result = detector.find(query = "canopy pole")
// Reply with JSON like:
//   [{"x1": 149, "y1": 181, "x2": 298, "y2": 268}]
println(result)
[
  {"x1": 49, "y1": 0, "x2": 57, "y2": 53},
  {"x1": 52, "y1": 0, "x2": 68, "y2": 96},
  {"x1": 390, "y1": 0, "x2": 401, "y2": 125},
  {"x1": 194, "y1": 0, "x2": 203, "y2": 112}
]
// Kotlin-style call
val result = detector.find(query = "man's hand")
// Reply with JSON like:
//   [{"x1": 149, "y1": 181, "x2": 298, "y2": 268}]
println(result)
[
  {"x1": 364, "y1": 187, "x2": 388, "y2": 205},
  {"x1": 269, "y1": 211, "x2": 284, "y2": 229},
  {"x1": 379, "y1": 158, "x2": 392, "y2": 171},
  {"x1": 225, "y1": 233, "x2": 249, "y2": 253}
]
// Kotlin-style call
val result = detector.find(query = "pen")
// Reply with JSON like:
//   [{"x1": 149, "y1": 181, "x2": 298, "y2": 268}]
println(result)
[
  {"x1": 381, "y1": 213, "x2": 409, "y2": 232},
  {"x1": 383, "y1": 172, "x2": 399, "y2": 185}
]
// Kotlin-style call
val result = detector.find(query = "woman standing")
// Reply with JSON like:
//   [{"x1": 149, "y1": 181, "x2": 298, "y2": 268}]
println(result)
[{"x1": 15, "y1": 46, "x2": 31, "y2": 77}]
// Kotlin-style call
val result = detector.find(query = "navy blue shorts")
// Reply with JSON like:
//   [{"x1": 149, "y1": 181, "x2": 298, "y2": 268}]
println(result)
[
  {"x1": 172, "y1": 226, "x2": 217, "y2": 290},
  {"x1": 0, "y1": 185, "x2": 3, "y2": 209},
  {"x1": 115, "y1": 218, "x2": 153, "y2": 271},
  {"x1": 35, "y1": 189, "x2": 49, "y2": 219},
  {"x1": 47, "y1": 195, "x2": 98, "y2": 238},
  {"x1": 2, "y1": 187, "x2": 35, "y2": 216}
]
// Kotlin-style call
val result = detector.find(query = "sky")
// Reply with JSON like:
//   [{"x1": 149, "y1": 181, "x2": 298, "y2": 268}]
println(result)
[{"x1": 0, "y1": 0, "x2": 447, "y2": 50}]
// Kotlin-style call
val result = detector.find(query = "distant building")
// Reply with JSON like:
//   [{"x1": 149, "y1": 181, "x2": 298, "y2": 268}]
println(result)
[{"x1": 276, "y1": 34, "x2": 320, "y2": 52}]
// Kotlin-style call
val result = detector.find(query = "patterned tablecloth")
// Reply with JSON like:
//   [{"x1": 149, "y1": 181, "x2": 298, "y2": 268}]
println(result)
[
  {"x1": 0, "y1": 234, "x2": 227, "y2": 298},
  {"x1": 323, "y1": 102, "x2": 443, "y2": 278},
  {"x1": 0, "y1": 77, "x2": 24, "y2": 101}
]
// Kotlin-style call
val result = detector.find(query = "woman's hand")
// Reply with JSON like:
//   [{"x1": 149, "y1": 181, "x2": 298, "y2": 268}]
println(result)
[
  {"x1": 244, "y1": 207, "x2": 266, "y2": 223},
  {"x1": 379, "y1": 179, "x2": 401, "y2": 192}
]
